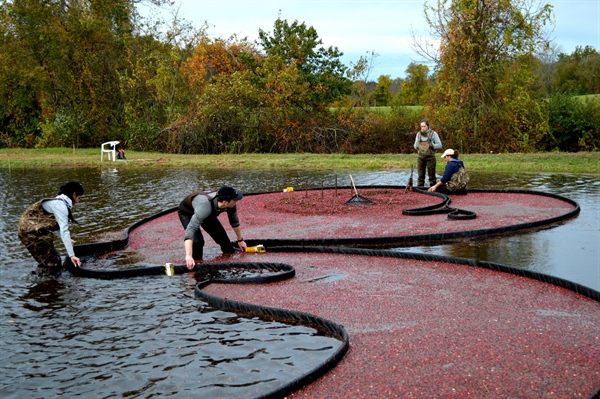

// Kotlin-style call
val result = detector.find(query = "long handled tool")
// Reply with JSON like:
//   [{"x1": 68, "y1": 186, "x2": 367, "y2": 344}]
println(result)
[
  {"x1": 345, "y1": 174, "x2": 373, "y2": 205},
  {"x1": 404, "y1": 165, "x2": 414, "y2": 194}
]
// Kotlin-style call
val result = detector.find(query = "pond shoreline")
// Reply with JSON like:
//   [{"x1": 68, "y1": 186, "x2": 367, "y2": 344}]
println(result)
[{"x1": 1, "y1": 149, "x2": 599, "y2": 174}]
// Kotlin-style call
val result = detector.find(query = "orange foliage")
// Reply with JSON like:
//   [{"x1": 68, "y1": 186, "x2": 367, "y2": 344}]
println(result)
[{"x1": 182, "y1": 38, "x2": 260, "y2": 92}]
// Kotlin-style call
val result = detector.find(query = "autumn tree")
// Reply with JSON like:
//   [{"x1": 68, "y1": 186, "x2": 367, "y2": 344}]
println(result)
[
  {"x1": 532, "y1": 42, "x2": 561, "y2": 96},
  {"x1": 254, "y1": 18, "x2": 352, "y2": 152},
  {"x1": 417, "y1": 0, "x2": 553, "y2": 152},
  {"x1": 345, "y1": 51, "x2": 379, "y2": 108},
  {"x1": 371, "y1": 75, "x2": 393, "y2": 106},
  {"x1": 0, "y1": 0, "x2": 139, "y2": 147},
  {"x1": 118, "y1": 30, "x2": 197, "y2": 151},
  {"x1": 176, "y1": 35, "x2": 263, "y2": 153},
  {"x1": 0, "y1": 0, "x2": 180, "y2": 149},
  {"x1": 552, "y1": 46, "x2": 600, "y2": 95},
  {"x1": 258, "y1": 18, "x2": 351, "y2": 110},
  {"x1": 395, "y1": 62, "x2": 432, "y2": 105},
  {"x1": 184, "y1": 36, "x2": 259, "y2": 94}
]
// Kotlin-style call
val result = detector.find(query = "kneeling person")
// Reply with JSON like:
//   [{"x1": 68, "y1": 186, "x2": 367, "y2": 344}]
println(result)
[
  {"x1": 429, "y1": 149, "x2": 469, "y2": 194},
  {"x1": 178, "y1": 186, "x2": 247, "y2": 269}
]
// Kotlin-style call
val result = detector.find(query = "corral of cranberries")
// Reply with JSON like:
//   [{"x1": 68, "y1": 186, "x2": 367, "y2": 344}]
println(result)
[
  {"x1": 120, "y1": 188, "x2": 598, "y2": 398},
  {"x1": 260, "y1": 188, "x2": 429, "y2": 215}
]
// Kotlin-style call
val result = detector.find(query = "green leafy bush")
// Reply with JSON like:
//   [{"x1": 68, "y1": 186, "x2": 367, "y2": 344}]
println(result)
[{"x1": 544, "y1": 94, "x2": 600, "y2": 151}]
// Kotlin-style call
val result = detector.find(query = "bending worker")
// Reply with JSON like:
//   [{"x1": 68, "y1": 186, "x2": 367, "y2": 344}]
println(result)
[
  {"x1": 178, "y1": 186, "x2": 247, "y2": 269},
  {"x1": 18, "y1": 181, "x2": 85, "y2": 276}
]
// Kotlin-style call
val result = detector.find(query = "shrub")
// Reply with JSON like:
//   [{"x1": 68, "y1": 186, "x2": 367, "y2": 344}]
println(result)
[{"x1": 544, "y1": 94, "x2": 600, "y2": 151}]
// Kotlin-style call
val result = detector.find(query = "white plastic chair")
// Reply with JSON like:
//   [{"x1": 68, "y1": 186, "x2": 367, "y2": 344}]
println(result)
[{"x1": 101, "y1": 141, "x2": 120, "y2": 161}]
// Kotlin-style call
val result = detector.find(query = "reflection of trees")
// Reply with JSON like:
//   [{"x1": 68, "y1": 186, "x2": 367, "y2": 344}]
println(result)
[
  {"x1": 445, "y1": 233, "x2": 551, "y2": 273},
  {"x1": 466, "y1": 171, "x2": 595, "y2": 193}
]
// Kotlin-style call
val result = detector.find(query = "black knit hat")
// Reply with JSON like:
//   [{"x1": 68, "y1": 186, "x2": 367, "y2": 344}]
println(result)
[
  {"x1": 59, "y1": 181, "x2": 84, "y2": 197},
  {"x1": 217, "y1": 186, "x2": 243, "y2": 201}
]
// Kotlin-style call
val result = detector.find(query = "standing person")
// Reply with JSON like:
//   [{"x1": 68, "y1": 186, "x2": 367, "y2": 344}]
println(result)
[
  {"x1": 18, "y1": 181, "x2": 85, "y2": 276},
  {"x1": 413, "y1": 119, "x2": 442, "y2": 187},
  {"x1": 429, "y1": 149, "x2": 469, "y2": 194},
  {"x1": 178, "y1": 186, "x2": 247, "y2": 269}
]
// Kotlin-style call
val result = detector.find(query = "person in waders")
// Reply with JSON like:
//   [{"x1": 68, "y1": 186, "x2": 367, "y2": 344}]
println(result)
[
  {"x1": 18, "y1": 181, "x2": 84, "y2": 276},
  {"x1": 429, "y1": 149, "x2": 469, "y2": 195},
  {"x1": 178, "y1": 186, "x2": 247, "y2": 269},
  {"x1": 413, "y1": 119, "x2": 442, "y2": 188}
]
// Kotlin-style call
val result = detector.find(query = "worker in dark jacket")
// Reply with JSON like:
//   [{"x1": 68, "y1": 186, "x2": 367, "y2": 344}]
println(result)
[
  {"x1": 178, "y1": 186, "x2": 247, "y2": 269},
  {"x1": 429, "y1": 149, "x2": 469, "y2": 194}
]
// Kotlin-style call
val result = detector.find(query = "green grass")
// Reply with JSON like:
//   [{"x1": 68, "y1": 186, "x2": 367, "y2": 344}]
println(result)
[
  {"x1": 575, "y1": 93, "x2": 600, "y2": 102},
  {"x1": 366, "y1": 105, "x2": 423, "y2": 114},
  {"x1": 1, "y1": 148, "x2": 598, "y2": 174},
  {"x1": 330, "y1": 105, "x2": 423, "y2": 114}
]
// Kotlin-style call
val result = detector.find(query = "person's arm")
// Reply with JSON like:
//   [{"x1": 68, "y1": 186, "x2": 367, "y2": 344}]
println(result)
[
  {"x1": 183, "y1": 212, "x2": 204, "y2": 269},
  {"x1": 429, "y1": 180, "x2": 443, "y2": 192},
  {"x1": 43, "y1": 200, "x2": 81, "y2": 267},
  {"x1": 430, "y1": 162, "x2": 458, "y2": 191},
  {"x1": 414, "y1": 133, "x2": 420, "y2": 150},
  {"x1": 183, "y1": 197, "x2": 211, "y2": 269},
  {"x1": 227, "y1": 207, "x2": 247, "y2": 251},
  {"x1": 232, "y1": 226, "x2": 247, "y2": 251},
  {"x1": 432, "y1": 131, "x2": 442, "y2": 150},
  {"x1": 184, "y1": 239, "x2": 195, "y2": 269}
]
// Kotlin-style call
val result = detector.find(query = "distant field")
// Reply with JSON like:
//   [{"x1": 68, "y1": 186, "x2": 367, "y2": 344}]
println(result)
[
  {"x1": 365, "y1": 96, "x2": 598, "y2": 110},
  {"x1": 365, "y1": 105, "x2": 423, "y2": 114},
  {"x1": 335, "y1": 95, "x2": 599, "y2": 113},
  {"x1": 575, "y1": 94, "x2": 600, "y2": 102},
  {"x1": 330, "y1": 105, "x2": 424, "y2": 114}
]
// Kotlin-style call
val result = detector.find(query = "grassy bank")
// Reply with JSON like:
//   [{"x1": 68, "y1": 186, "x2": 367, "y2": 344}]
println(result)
[{"x1": 1, "y1": 148, "x2": 598, "y2": 174}]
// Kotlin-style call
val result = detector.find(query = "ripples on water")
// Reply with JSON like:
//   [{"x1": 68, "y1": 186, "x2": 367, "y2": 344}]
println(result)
[
  {"x1": 0, "y1": 166, "x2": 598, "y2": 398},
  {"x1": 1, "y1": 272, "x2": 343, "y2": 399}
]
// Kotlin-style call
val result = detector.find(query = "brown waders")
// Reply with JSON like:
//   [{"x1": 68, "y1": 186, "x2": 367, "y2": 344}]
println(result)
[
  {"x1": 417, "y1": 131, "x2": 437, "y2": 187},
  {"x1": 417, "y1": 155, "x2": 437, "y2": 187},
  {"x1": 18, "y1": 199, "x2": 64, "y2": 276}
]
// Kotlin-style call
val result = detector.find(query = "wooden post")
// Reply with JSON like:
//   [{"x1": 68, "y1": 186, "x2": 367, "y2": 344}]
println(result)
[{"x1": 335, "y1": 175, "x2": 337, "y2": 196}]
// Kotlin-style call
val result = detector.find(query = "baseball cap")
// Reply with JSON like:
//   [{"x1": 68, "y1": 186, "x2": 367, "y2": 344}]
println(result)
[
  {"x1": 441, "y1": 149, "x2": 455, "y2": 158},
  {"x1": 217, "y1": 186, "x2": 243, "y2": 201}
]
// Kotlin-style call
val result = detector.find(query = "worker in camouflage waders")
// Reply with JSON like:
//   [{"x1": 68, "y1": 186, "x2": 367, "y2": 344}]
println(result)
[
  {"x1": 413, "y1": 119, "x2": 443, "y2": 187},
  {"x1": 18, "y1": 181, "x2": 84, "y2": 276}
]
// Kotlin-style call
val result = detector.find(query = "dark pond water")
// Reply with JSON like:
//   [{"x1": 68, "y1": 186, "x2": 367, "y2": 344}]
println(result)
[{"x1": 0, "y1": 165, "x2": 598, "y2": 398}]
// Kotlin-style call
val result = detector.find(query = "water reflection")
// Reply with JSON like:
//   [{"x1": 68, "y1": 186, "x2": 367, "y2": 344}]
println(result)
[
  {"x1": 19, "y1": 278, "x2": 68, "y2": 312},
  {"x1": 399, "y1": 232, "x2": 554, "y2": 273}
]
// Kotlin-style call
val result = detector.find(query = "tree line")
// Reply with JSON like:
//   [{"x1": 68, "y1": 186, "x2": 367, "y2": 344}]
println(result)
[{"x1": 0, "y1": 0, "x2": 598, "y2": 154}]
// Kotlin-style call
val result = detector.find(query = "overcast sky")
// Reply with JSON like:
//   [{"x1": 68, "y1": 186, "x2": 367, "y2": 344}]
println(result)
[{"x1": 148, "y1": 0, "x2": 600, "y2": 79}]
